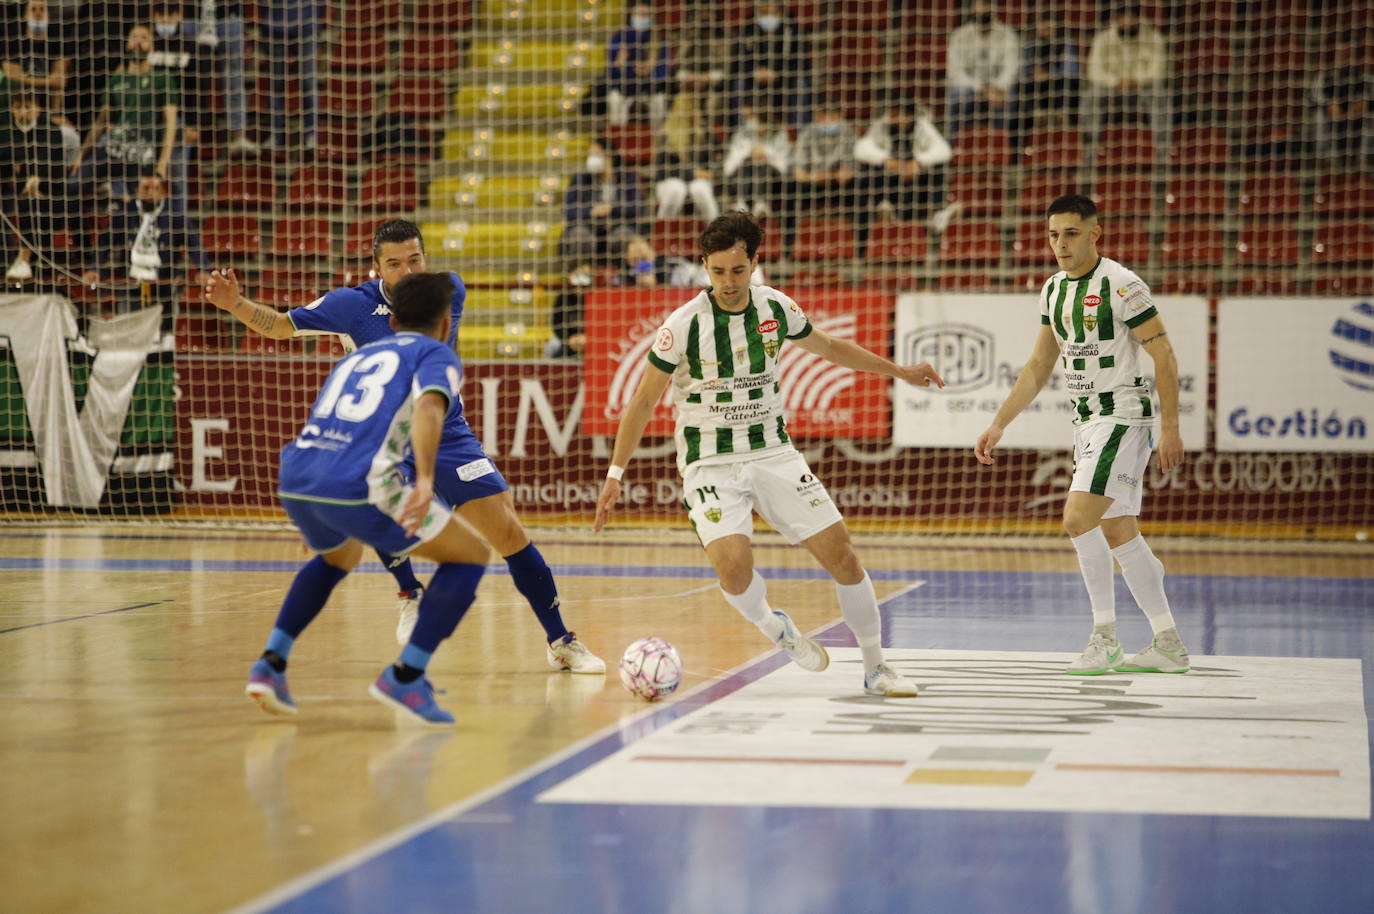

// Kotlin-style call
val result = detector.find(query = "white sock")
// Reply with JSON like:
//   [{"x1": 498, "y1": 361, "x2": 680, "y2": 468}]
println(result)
[
  {"x1": 1070, "y1": 527, "x2": 1116, "y2": 627},
  {"x1": 721, "y1": 571, "x2": 784, "y2": 641},
  {"x1": 836, "y1": 572, "x2": 884, "y2": 670},
  {"x1": 1111, "y1": 535, "x2": 1177, "y2": 635}
]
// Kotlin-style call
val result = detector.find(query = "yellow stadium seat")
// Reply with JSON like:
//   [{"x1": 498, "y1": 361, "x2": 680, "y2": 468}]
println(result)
[
  {"x1": 421, "y1": 220, "x2": 564, "y2": 261},
  {"x1": 429, "y1": 174, "x2": 567, "y2": 210},
  {"x1": 454, "y1": 83, "x2": 587, "y2": 119},
  {"x1": 469, "y1": 39, "x2": 606, "y2": 73},
  {"x1": 479, "y1": 0, "x2": 625, "y2": 31},
  {"x1": 463, "y1": 287, "x2": 550, "y2": 323},
  {"x1": 457, "y1": 322, "x2": 552, "y2": 360},
  {"x1": 442, "y1": 129, "x2": 591, "y2": 164}
]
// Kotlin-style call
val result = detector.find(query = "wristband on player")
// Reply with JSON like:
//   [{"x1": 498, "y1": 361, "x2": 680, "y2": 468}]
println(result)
[{"x1": 607, "y1": 465, "x2": 626, "y2": 481}]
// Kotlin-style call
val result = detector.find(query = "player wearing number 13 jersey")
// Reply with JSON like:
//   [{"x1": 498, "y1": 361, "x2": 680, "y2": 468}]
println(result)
[
  {"x1": 975, "y1": 194, "x2": 1191, "y2": 676},
  {"x1": 595, "y1": 212, "x2": 946, "y2": 697}
]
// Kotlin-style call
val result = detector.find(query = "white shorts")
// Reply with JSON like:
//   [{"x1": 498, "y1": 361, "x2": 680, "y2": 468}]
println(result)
[
  {"x1": 681, "y1": 449, "x2": 844, "y2": 547},
  {"x1": 1069, "y1": 421, "x2": 1154, "y2": 518}
]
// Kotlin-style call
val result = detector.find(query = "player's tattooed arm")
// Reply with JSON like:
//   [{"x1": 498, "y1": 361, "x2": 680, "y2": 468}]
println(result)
[
  {"x1": 246, "y1": 304, "x2": 279, "y2": 335},
  {"x1": 1139, "y1": 330, "x2": 1167, "y2": 346}
]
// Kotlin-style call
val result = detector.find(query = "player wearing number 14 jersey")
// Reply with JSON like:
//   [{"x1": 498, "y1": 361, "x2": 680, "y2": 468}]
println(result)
[
  {"x1": 595, "y1": 212, "x2": 945, "y2": 697},
  {"x1": 975, "y1": 194, "x2": 1191, "y2": 675}
]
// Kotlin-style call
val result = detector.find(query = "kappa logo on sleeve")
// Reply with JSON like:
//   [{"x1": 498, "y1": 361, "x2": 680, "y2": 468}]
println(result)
[
  {"x1": 304, "y1": 297, "x2": 325, "y2": 310},
  {"x1": 456, "y1": 458, "x2": 496, "y2": 481}
]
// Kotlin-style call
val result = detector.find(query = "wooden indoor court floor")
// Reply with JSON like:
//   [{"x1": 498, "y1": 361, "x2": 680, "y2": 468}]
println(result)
[{"x1": 1, "y1": 525, "x2": 1371, "y2": 913}]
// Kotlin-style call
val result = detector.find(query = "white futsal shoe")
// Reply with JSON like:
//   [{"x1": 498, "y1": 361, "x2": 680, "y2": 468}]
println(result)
[
  {"x1": 1066, "y1": 630, "x2": 1123, "y2": 675},
  {"x1": 546, "y1": 632, "x2": 607, "y2": 674},
  {"x1": 395, "y1": 587, "x2": 422, "y2": 646},
  {"x1": 864, "y1": 663, "x2": 919, "y2": 697},
  {"x1": 773, "y1": 610, "x2": 830, "y2": 672},
  {"x1": 1117, "y1": 628, "x2": 1190, "y2": 673}
]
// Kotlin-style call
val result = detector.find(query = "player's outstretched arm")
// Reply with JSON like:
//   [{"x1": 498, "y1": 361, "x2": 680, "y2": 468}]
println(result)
[
  {"x1": 203, "y1": 268, "x2": 296, "y2": 339},
  {"x1": 594, "y1": 365, "x2": 673, "y2": 533},
  {"x1": 975, "y1": 324, "x2": 1059, "y2": 465},
  {"x1": 398, "y1": 391, "x2": 450, "y2": 536},
  {"x1": 791, "y1": 327, "x2": 945, "y2": 388},
  {"x1": 1133, "y1": 314, "x2": 1184, "y2": 473}
]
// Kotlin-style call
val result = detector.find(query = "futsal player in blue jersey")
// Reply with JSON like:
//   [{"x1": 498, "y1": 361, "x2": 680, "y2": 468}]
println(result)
[
  {"x1": 245, "y1": 272, "x2": 488, "y2": 725},
  {"x1": 205, "y1": 219, "x2": 604, "y2": 674}
]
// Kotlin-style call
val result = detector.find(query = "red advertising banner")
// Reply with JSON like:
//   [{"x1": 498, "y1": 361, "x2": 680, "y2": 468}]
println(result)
[{"x1": 582, "y1": 288, "x2": 894, "y2": 438}]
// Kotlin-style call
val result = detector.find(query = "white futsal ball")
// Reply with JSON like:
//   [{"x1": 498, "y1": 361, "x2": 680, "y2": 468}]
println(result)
[{"x1": 618, "y1": 637, "x2": 683, "y2": 702}]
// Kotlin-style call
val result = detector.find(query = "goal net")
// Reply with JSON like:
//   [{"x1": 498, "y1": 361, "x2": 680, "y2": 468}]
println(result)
[{"x1": 0, "y1": 0, "x2": 1370, "y2": 539}]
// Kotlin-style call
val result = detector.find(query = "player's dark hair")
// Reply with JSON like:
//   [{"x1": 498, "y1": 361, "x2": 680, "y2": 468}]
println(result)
[
  {"x1": 372, "y1": 218, "x2": 425, "y2": 263},
  {"x1": 390, "y1": 272, "x2": 453, "y2": 331},
  {"x1": 1046, "y1": 194, "x2": 1098, "y2": 221},
  {"x1": 700, "y1": 211, "x2": 763, "y2": 260}
]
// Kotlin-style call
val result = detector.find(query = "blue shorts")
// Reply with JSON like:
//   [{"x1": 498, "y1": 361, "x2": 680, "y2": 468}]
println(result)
[
  {"x1": 282, "y1": 496, "x2": 452, "y2": 556},
  {"x1": 402, "y1": 440, "x2": 510, "y2": 508}
]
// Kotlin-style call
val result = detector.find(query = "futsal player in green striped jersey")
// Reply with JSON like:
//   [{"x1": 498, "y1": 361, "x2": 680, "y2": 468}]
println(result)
[
  {"x1": 594, "y1": 212, "x2": 944, "y2": 697},
  {"x1": 975, "y1": 194, "x2": 1191, "y2": 675}
]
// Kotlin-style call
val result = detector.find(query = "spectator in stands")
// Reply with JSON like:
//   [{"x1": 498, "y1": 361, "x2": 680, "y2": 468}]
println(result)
[
  {"x1": 613, "y1": 236, "x2": 672, "y2": 288},
  {"x1": 259, "y1": 1, "x2": 322, "y2": 155},
  {"x1": 786, "y1": 97, "x2": 858, "y2": 255},
  {"x1": 148, "y1": 2, "x2": 213, "y2": 210},
  {"x1": 82, "y1": 170, "x2": 210, "y2": 305},
  {"x1": 71, "y1": 23, "x2": 179, "y2": 200},
  {"x1": 945, "y1": 0, "x2": 1020, "y2": 140},
  {"x1": 722, "y1": 104, "x2": 792, "y2": 219},
  {"x1": 730, "y1": 2, "x2": 812, "y2": 127},
  {"x1": 604, "y1": 3, "x2": 671, "y2": 126},
  {"x1": 3, "y1": 0, "x2": 79, "y2": 165},
  {"x1": 1082, "y1": 4, "x2": 1169, "y2": 165},
  {"x1": 652, "y1": 87, "x2": 721, "y2": 223},
  {"x1": 674, "y1": 20, "x2": 730, "y2": 124},
  {"x1": 546, "y1": 262, "x2": 590, "y2": 359},
  {"x1": 561, "y1": 138, "x2": 648, "y2": 267},
  {"x1": 1, "y1": 90, "x2": 71, "y2": 282},
  {"x1": 1312, "y1": 32, "x2": 1372, "y2": 170},
  {"x1": 191, "y1": 0, "x2": 256, "y2": 154},
  {"x1": 1008, "y1": 11, "x2": 1081, "y2": 152},
  {"x1": 854, "y1": 100, "x2": 960, "y2": 254}
]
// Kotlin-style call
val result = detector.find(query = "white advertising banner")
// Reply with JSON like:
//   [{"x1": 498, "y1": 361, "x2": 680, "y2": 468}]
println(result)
[
  {"x1": 893, "y1": 294, "x2": 1208, "y2": 449},
  {"x1": 1216, "y1": 298, "x2": 1374, "y2": 452}
]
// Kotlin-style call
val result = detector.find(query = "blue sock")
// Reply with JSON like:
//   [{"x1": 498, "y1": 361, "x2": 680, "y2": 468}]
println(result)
[
  {"x1": 505, "y1": 542, "x2": 568, "y2": 643},
  {"x1": 377, "y1": 548, "x2": 423, "y2": 594},
  {"x1": 270, "y1": 555, "x2": 349, "y2": 640},
  {"x1": 399, "y1": 643, "x2": 433, "y2": 670},
  {"x1": 407, "y1": 562, "x2": 486, "y2": 653},
  {"x1": 266, "y1": 628, "x2": 295, "y2": 659}
]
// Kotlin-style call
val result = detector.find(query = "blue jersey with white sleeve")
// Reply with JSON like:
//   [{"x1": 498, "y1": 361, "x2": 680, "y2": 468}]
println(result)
[{"x1": 279, "y1": 333, "x2": 462, "y2": 505}]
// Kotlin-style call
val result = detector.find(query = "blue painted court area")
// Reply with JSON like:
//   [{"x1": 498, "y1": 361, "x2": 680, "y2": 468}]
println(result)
[{"x1": 234, "y1": 568, "x2": 1374, "y2": 914}]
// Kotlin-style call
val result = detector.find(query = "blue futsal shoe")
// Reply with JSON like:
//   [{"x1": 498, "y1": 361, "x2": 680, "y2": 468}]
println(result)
[
  {"x1": 369, "y1": 666, "x2": 456, "y2": 727},
  {"x1": 245, "y1": 657, "x2": 297, "y2": 716}
]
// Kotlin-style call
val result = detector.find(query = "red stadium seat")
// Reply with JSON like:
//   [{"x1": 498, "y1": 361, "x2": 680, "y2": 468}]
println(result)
[
  {"x1": 938, "y1": 272, "x2": 994, "y2": 291},
  {"x1": 1235, "y1": 221, "x2": 1300, "y2": 266},
  {"x1": 1092, "y1": 173, "x2": 1153, "y2": 218},
  {"x1": 946, "y1": 170, "x2": 1005, "y2": 217},
  {"x1": 1095, "y1": 127, "x2": 1156, "y2": 170},
  {"x1": 834, "y1": 1, "x2": 892, "y2": 32},
  {"x1": 1011, "y1": 221, "x2": 1050, "y2": 267},
  {"x1": 866, "y1": 220, "x2": 928, "y2": 263},
  {"x1": 329, "y1": 29, "x2": 389, "y2": 74},
  {"x1": 1312, "y1": 221, "x2": 1374, "y2": 267},
  {"x1": 214, "y1": 164, "x2": 277, "y2": 210},
  {"x1": 286, "y1": 166, "x2": 348, "y2": 211},
  {"x1": 1155, "y1": 274, "x2": 1220, "y2": 295},
  {"x1": 412, "y1": 0, "x2": 472, "y2": 29},
  {"x1": 1164, "y1": 175, "x2": 1226, "y2": 217},
  {"x1": 174, "y1": 313, "x2": 229, "y2": 353},
  {"x1": 1018, "y1": 170, "x2": 1078, "y2": 214},
  {"x1": 271, "y1": 218, "x2": 334, "y2": 258},
  {"x1": 1311, "y1": 273, "x2": 1374, "y2": 296},
  {"x1": 793, "y1": 219, "x2": 856, "y2": 261},
  {"x1": 358, "y1": 166, "x2": 419, "y2": 212},
  {"x1": 1234, "y1": 273, "x2": 1300, "y2": 295},
  {"x1": 788, "y1": 268, "x2": 847, "y2": 288},
  {"x1": 938, "y1": 220, "x2": 1002, "y2": 266},
  {"x1": 255, "y1": 286, "x2": 321, "y2": 308},
  {"x1": 827, "y1": 34, "x2": 885, "y2": 76},
  {"x1": 337, "y1": 0, "x2": 403, "y2": 30},
  {"x1": 399, "y1": 34, "x2": 462, "y2": 73},
  {"x1": 952, "y1": 127, "x2": 1011, "y2": 168},
  {"x1": 789, "y1": 0, "x2": 825, "y2": 31},
  {"x1": 1021, "y1": 128, "x2": 1082, "y2": 170},
  {"x1": 1313, "y1": 174, "x2": 1374, "y2": 218},
  {"x1": 605, "y1": 124, "x2": 654, "y2": 166},
  {"x1": 1174, "y1": 33, "x2": 1233, "y2": 75},
  {"x1": 1238, "y1": 174, "x2": 1300, "y2": 216},
  {"x1": 345, "y1": 218, "x2": 389, "y2": 261},
  {"x1": 322, "y1": 77, "x2": 377, "y2": 117},
  {"x1": 385, "y1": 76, "x2": 449, "y2": 121},
  {"x1": 1168, "y1": 127, "x2": 1230, "y2": 170},
  {"x1": 201, "y1": 215, "x2": 262, "y2": 255},
  {"x1": 650, "y1": 218, "x2": 699, "y2": 259},
  {"x1": 1100, "y1": 223, "x2": 1149, "y2": 265},
  {"x1": 316, "y1": 117, "x2": 365, "y2": 164},
  {"x1": 1161, "y1": 219, "x2": 1226, "y2": 267}
]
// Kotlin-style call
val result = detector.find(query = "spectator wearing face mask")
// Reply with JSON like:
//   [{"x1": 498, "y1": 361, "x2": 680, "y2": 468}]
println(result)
[
  {"x1": 1082, "y1": 4, "x2": 1169, "y2": 165},
  {"x1": 605, "y1": 3, "x2": 671, "y2": 126},
  {"x1": 1, "y1": 90, "x2": 71, "y2": 283},
  {"x1": 785, "y1": 98, "x2": 858, "y2": 257},
  {"x1": 3, "y1": 0, "x2": 80, "y2": 166},
  {"x1": 652, "y1": 84, "x2": 722, "y2": 223},
  {"x1": 1312, "y1": 32, "x2": 1372, "y2": 170},
  {"x1": 147, "y1": 2, "x2": 214, "y2": 211},
  {"x1": 945, "y1": 0, "x2": 1021, "y2": 140},
  {"x1": 1007, "y1": 11, "x2": 1081, "y2": 152},
  {"x1": 546, "y1": 262, "x2": 591, "y2": 359},
  {"x1": 191, "y1": 1, "x2": 256, "y2": 154},
  {"x1": 854, "y1": 100, "x2": 960, "y2": 255},
  {"x1": 729, "y1": 2, "x2": 813, "y2": 127},
  {"x1": 723, "y1": 105, "x2": 792, "y2": 219},
  {"x1": 561, "y1": 139, "x2": 649, "y2": 267}
]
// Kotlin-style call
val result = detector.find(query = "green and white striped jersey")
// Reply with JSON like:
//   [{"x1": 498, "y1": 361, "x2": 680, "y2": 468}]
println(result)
[
  {"x1": 647, "y1": 285, "x2": 813, "y2": 473},
  {"x1": 1039, "y1": 256, "x2": 1160, "y2": 427}
]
